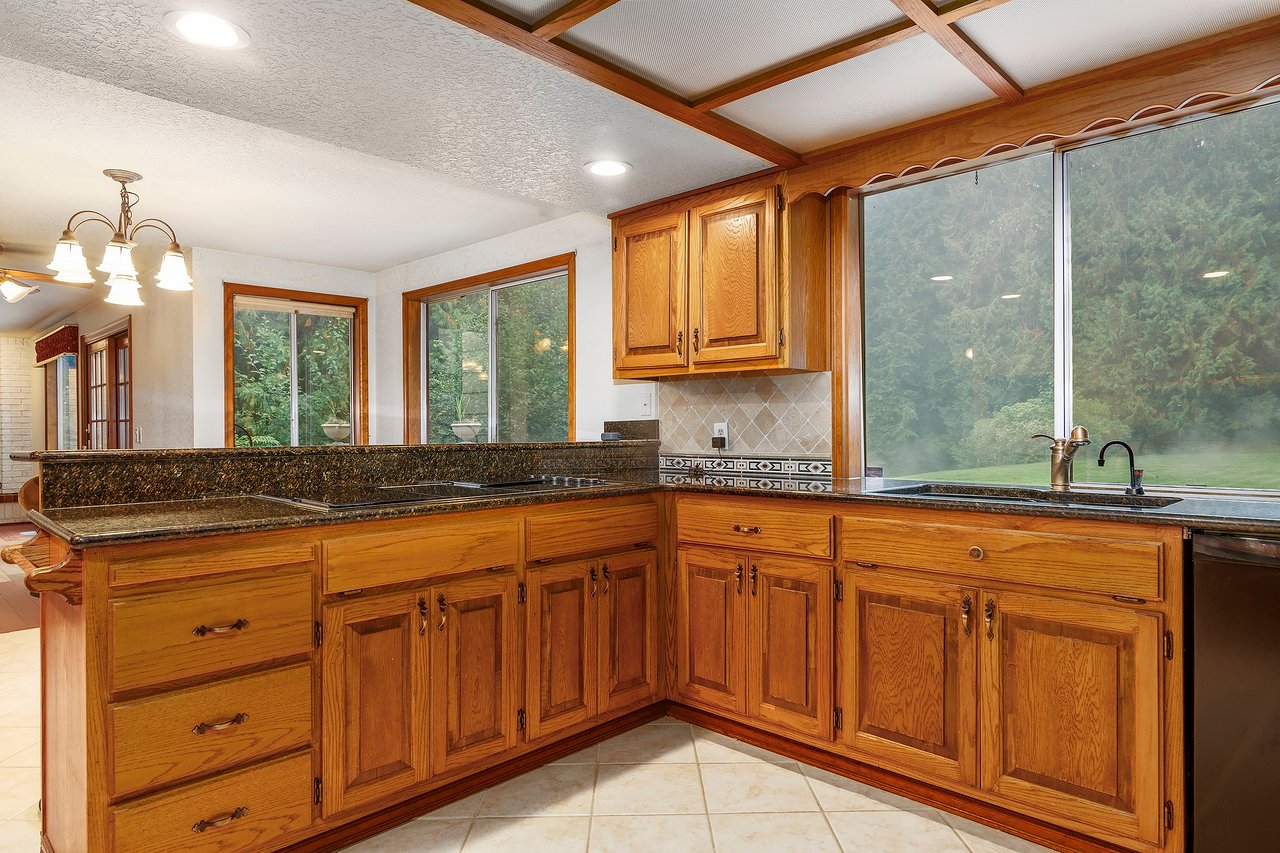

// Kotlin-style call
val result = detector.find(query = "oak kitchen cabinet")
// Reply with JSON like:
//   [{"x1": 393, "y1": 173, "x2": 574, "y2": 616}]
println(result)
[{"x1": 611, "y1": 175, "x2": 830, "y2": 379}]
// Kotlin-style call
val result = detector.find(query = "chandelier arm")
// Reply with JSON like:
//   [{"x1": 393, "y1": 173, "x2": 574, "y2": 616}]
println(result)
[
  {"x1": 129, "y1": 219, "x2": 179, "y2": 244},
  {"x1": 64, "y1": 210, "x2": 118, "y2": 234}
]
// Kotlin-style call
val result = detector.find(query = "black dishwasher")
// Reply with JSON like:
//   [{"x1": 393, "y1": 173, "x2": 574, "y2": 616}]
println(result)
[{"x1": 1191, "y1": 533, "x2": 1280, "y2": 851}]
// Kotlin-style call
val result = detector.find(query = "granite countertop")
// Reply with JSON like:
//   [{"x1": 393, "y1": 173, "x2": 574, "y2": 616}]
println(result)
[{"x1": 26, "y1": 473, "x2": 1280, "y2": 547}]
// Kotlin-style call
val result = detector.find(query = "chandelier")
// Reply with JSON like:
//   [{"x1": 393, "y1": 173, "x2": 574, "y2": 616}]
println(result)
[{"x1": 47, "y1": 169, "x2": 192, "y2": 306}]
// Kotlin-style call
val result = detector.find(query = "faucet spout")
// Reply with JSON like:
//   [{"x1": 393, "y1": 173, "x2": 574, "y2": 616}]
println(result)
[
  {"x1": 1033, "y1": 426, "x2": 1091, "y2": 491},
  {"x1": 1098, "y1": 440, "x2": 1144, "y2": 495}
]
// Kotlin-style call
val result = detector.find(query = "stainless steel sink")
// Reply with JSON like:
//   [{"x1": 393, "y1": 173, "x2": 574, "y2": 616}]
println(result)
[{"x1": 876, "y1": 483, "x2": 1181, "y2": 509}]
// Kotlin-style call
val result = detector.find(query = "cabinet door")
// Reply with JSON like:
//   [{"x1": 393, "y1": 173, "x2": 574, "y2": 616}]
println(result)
[
  {"x1": 980, "y1": 591, "x2": 1162, "y2": 846},
  {"x1": 429, "y1": 575, "x2": 521, "y2": 775},
  {"x1": 321, "y1": 592, "x2": 429, "y2": 815},
  {"x1": 689, "y1": 186, "x2": 779, "y2": 365},
  {"x1": 840, "y1": 570, "x2": 977, "y2": 787},
  {"x1": 676, "y1": 547, "x2": 747, "y2": 714},
  {"x1": 748, "y1": 555, "x2": 833, "y2": 739},
  {"x1": 613, "y1": 212, "x2": 688, "y2": 371},
  {"x1": 598, "y1": 549, "x2": 658, "y2": 714},
  {"x1": 526, "y1": 560, "x2": 597, "y2": 741}
]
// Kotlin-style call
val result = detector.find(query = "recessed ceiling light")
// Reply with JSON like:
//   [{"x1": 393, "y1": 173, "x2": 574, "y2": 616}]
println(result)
[
  {"x1": 1001, "y1": 293, "x2": 1021, "y2": 299},
  {"x1": 930, "y1": 275, "x2": 954, "y2": 282},
  {"x1": 1202, "y1": 270, "x2": 1229, "y2": 279},
  {"x1": 585, "y1": 160, "x2": 631, "y2": 177},
  {"x1": 163, "y1": 11, "x2": 250, "y2": 49}
]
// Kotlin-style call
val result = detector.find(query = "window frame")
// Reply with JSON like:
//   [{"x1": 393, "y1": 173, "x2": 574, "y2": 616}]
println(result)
[
  {"x1": 223, "y1": 281, "x2": 370, "y2": 447},
  {"x1": 850, "y1": 97, "x2": 1280, "y2": 496},
  {"x1": 78, "y1": 316, "x2": 132, "y2": 450},
  {"x1": 402, "y1": 253, "x2": 576, "y2": 445}
]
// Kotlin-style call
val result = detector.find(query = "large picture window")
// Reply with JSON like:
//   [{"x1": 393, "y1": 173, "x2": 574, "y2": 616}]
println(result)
[
  {"x1": 224, "y1": 283, "x2": 369, "y2": 447},
  {"x1": 861, "y1": 101, "x2": 1280, "y2": 491}
]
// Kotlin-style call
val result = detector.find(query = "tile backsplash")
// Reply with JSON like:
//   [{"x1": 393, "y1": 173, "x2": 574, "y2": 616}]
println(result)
[{"x1": 658, "y1": 372, "x2": 832, "y2": 457}]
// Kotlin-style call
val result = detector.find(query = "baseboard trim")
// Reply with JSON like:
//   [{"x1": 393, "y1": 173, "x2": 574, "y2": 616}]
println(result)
[
  {"x1": 282, "y1": 701, "x2": 668, "y2": 852},
  {"x1": 668, "y1": 703, "x2": 1131, "y2": 853}
]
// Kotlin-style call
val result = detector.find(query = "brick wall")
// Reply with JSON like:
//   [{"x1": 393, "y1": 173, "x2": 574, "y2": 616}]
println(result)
[{"x1": 0, "y1": 336, "x2": 35, "y2": 498}]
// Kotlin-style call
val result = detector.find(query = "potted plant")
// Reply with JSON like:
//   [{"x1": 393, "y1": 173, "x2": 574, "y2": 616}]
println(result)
[
  {"x1": 450, "y1": 393, "x2": 482, "y2": 443},
  {"x1": 321, "y1": 418, "x2": 352, "y2": 442}
]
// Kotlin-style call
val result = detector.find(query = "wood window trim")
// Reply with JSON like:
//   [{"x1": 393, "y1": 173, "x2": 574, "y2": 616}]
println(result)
[
  {"x1": 78, "y1": 316, "x2": 132, "y2": 450},
  {"x1": 223, "y1": 281, "x2": 370, "y2": 448},
  {"x1": 402, "y1": 253, "x2": 576, "y2": 445}
]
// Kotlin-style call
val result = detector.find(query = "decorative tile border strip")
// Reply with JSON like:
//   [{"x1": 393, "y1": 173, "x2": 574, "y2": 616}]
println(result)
[
  {"x1": 660, "y1": 453, "x2": 832, "y2": 479},
  {"x1": 660, "y1": 472, "x2": 835, "y2": 493}
]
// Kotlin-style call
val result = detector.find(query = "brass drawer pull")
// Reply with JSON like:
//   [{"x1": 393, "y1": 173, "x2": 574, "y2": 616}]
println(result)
[
  {"x1": 676, "y1": 330, "x2": 683, "y2": 356},
  {"x1": 749, "y1": 564, "x2": 759, "y2": 596},
  {"x1": 192, "y1": 712, "x2": 249, "y2": 735},
  {"x1": 193, "y1": 806, "x2": 248, "y2": 833},
  {"x1": 984, "y1": 598, "x2": 996, "y2": 640},
  {"x1": 960, "y1": 595, "x2": 972, "y2": 637},
  {"x1": 968, "y1": 546, "x2": 985, "y2": 561},
  {"x1": 732, "y1": 524, "x2": 762, "y2": 535},
  {"x1": 589, "y1": 565, "x2": 599, "y2": 598},
  {"x1": 192, "y1": 619, "x2": 249, "y2": 637},
  {"x1": 437, "y1": 593, "x2": 447, "y2": 632},
  {"x1": 602, "y1": 563, "x2": 611, "y2": 595},
  {"x1": 735, "y1": 562, "x2": 743, "y2": 595}
]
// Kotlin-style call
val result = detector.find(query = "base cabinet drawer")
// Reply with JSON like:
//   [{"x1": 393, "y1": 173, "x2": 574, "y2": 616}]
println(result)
[
  {"x1": 111, "y1": 752, "x2": 313, "y2": 853},
  {"x1": 678, "y1": 498, "x2": 832, "y2": 558},
  {"x1": 110, "y1": 572, "x2": 313, "y2": 692},
  {"x1": 110, "y1": 664, "x2": 313, "y2": 797}
]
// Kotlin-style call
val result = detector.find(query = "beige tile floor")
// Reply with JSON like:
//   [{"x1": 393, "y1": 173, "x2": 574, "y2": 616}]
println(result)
[
  {"x1": 344, "y1": 718, "x2": 1058, "y2": 853},
  {"x1": 0, "y1": 627, "x2": 1057, "y2": 852}
]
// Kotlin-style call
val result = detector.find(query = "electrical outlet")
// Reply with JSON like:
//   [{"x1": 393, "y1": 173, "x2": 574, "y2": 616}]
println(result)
[
  {"x1": 712, "y1": 421, "x2": 729, "y2": 450},
  {"x1": 639, "y1": 389, "x2": 653, "y2": 417}
]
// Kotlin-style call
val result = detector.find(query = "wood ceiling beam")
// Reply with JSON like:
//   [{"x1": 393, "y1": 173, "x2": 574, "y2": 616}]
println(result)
[
  {"x1": 889, "y1": 0, "x2": 1024, "y2": 103},
  {"x1": 691, "y1": 0, "x2": 1014, "y2": 112},
  {"x1": 407, "y1": 0, "x2": 801, "y2": 166},
  {"x1": 531, "y1": 0, "x2": 620, "y2": 40}
]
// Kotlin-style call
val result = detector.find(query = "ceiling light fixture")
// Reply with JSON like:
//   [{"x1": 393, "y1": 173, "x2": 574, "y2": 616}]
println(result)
[
  {"x1": 930, "y1": 275, "x2": 954, "y2": 282},
  {"x1": 1202, "y1": 270, "x2": 1230, "y2": 279},
  {"x1": 0, "y1": 275, "x2": 38, "y2": 304},
  {"x1": 47, "y1": 169, "x2": 192, "y2": 304},
  {"x1": 162, "y1": 10, "x2": 250, "y2": 49},
  {"x1": 1001, "y1": 293, "x2": 1021, "y2": 299},
  {"x1": 585, "y1": 160, "x2": 631, "y2": 177}
]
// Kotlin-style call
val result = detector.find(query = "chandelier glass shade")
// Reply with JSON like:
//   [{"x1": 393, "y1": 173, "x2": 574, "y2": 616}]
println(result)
[
  {"x1": 47, "y1": 169, "x2": 192, "y2": 303},
  {"x1": 0, "y1": 276, "x2": 39, "y2": 304}
]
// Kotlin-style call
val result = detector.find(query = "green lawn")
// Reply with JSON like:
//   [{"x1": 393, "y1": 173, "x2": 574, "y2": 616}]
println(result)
[{"x1": 914, "y1": 448, "x2": 1280, "y2": 491}]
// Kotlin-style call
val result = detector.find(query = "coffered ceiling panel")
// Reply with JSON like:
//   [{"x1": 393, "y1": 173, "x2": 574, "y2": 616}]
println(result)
[
  {"x1": 560, "y1": 0, "x2": 908, "y2": 99},
  {"x1": 715, "y1": 34, "x2": 994, "y2": 153},
  {"x1": 961, "y1": 0, "x2": 1280, "y2": 88}
]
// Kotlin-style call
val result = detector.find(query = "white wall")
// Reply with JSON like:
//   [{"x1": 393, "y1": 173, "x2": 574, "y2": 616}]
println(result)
[
  {"x1": 374, "y1": 212, "x2": 654, "y2": 444},
  {"x1": 190, "y1": 247, "x2": 377, "y2": 447}
]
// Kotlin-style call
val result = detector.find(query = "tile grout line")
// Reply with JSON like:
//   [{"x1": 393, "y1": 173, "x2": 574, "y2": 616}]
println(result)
[
  {"x1": 689, "y1": 723, "x2": 720, "y2": 852},
  {"x1": 801, "y1": 767, "x2": 848, "y2": 853}
]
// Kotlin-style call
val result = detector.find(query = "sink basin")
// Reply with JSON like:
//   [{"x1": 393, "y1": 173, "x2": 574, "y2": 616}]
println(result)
[{"x1": 877, "y1": 483, "x2": 1181, "y2": 509}]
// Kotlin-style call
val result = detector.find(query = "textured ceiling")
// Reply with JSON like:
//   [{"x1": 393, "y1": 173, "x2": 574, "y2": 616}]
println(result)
[
  {"x1": 561, "y1": 0, "x2": 906, "y2": 99},
  {"x1": 961, "y1": 0, "x2": 1280, "y2": 89},
  {"x1": 485, "y1": 0, "x2": 565, "y2": 25},
  {"x1": 0, "y1": 0, "x2": 770, "y2": 217}
]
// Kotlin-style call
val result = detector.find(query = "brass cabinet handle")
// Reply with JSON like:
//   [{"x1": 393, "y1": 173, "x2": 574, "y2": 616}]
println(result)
[
  {"x1": 602, "y1": 563, "x2": 610, "y2": 595},
  {"x1": 436, "y1": 593, "x2": 447, "y2": 633},
  {"x1": 193, "y1": 806, "x2": 248, "y2": 833},
  {"x1": 192, "y1": 712, "x2": 249, "y2": 736},
  {"x1": 676, "y1": 330, "x2": 683, "y2": 356},
  {"x1": 417, "y1": 596, "x2": 429, "y2": 636},
  {"x1": 750, "y1": 564, "x2": 759, "y2": 596},
  {"x1": 968, "y1": 546, "x2": 985, "y2": 561},
  {"x1": 692, "y1": 327, "x2": 700, "y2": 354},
  {"x1": 732, "y1": 524, "x2": 762, "y2": 535},
  {"x1": 960, "y1": 595, "x2": 972, "y2": 637},
  {"x1": 984, "y1": 598, "x2": 996, "y2": 640},
  {"x1": 735, "y1": 562, "x2": 743, "y2": 595},
  {"x1": 589, "y1": 565, "x2": 599, "y2": 598},
  {"x1": 192, "y1": 619, "x2": 249, "y2": 637}
]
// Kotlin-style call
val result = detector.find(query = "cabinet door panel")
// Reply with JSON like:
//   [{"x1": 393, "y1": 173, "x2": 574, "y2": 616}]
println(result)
[
  {"x1": 598, "y1": 550, "x2": 658, "y2": 714},
  {"x1": 526, "y1": 560, "x2": 597, "y2": 741},
  {"x1": 748, "y1": 556, "x2": 832, "y2": 739},
  {"x1": 980, "y1": 592, "x2": 1161, "y2": 845},
  {"x1": 430, "y1": 575, "x2": 520, "y2": 775},
  {"x1": 690, "y1": 187, "x2": 778, "y2": 365},
  {"x1": 840, "y1": 570, "x2": 977, "y2": 787},
  {"x1": 613, "y1": 213, "x2": 688, "y2": 370},
  {"x1": 322, "y1": 592, "x2": 428, "y2": 815},
  {"x1": 676, "y1": 547, "x2": 747, "y2": 714}
]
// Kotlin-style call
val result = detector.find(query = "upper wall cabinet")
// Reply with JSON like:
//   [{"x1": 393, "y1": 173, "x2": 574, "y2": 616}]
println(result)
[{"x1": 611, "y1": 177, "x2": 830, "y2": 379}]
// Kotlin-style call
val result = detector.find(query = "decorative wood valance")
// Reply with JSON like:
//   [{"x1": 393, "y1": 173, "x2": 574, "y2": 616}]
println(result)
[
  {"x1": 785, "y1": 19, "x2": 1280, "y2": 201},
  {"x1": 34, "y1": 324, "x2": 79, "y2": 366}
]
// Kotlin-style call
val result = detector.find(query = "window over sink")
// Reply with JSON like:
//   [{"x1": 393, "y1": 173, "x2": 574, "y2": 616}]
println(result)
[{"x1": 861, "y1": 99, "x2": 1280, "y2": 492}]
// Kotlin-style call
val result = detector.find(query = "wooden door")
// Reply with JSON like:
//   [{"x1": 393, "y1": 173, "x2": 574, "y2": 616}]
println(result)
[
  {"x1": 598, "y1": 549, "x2": 658, "y2": 714},
  {"x1": 613, "y1": 212, "x2": 688, "y2": 371},
  {"x1": 980, "y1": 591, "x2": 1162, "y2": 846},
  {"x1": 321, "y1": 592, "x2": 429, "y2": 816},
  {"x1": 840, "y1": 570, "x2": 978, "y2": 787},
  {"x1": 676, "y1": 547, "x2": 747, "y2": 714},
  {"x1": 689, "y1": 186, "x2": 779, "y2": 365},
  {"x1": 429, "y1": 574, "x2": 521, "y2": 775},
  {"x1": 80, "y1": 323, "x2": 132, "y2": 449},
  {"x1": 526, "y1": 559, "x2": 597, "y2": 741},
  {"x1": 748, "y1": 555, "x2": 833, "y2": 739}
]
